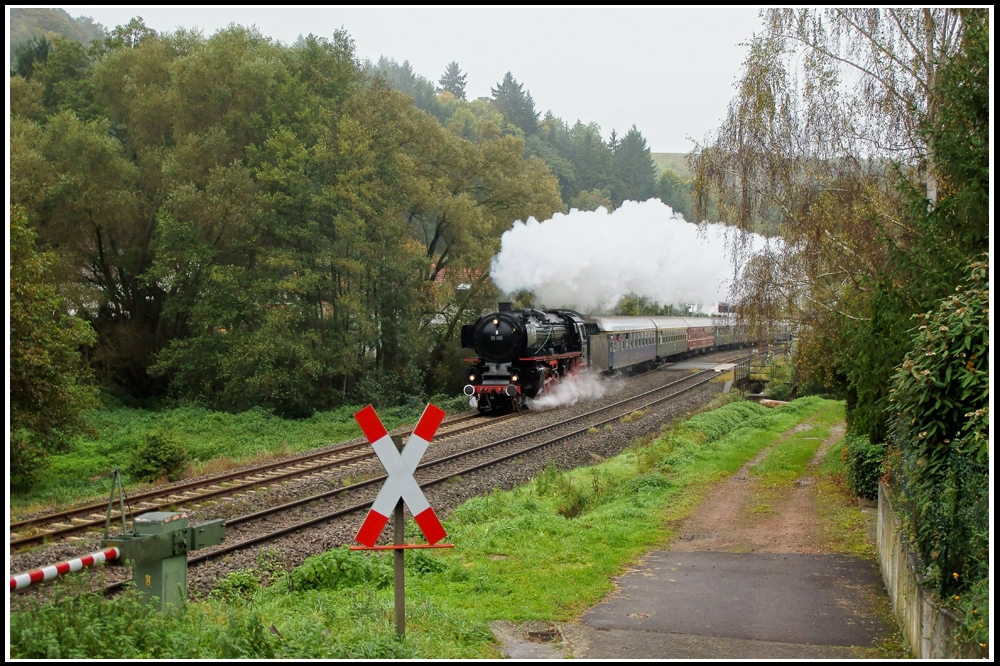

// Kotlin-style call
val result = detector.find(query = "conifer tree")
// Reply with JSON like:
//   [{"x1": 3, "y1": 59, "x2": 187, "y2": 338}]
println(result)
[
  {"x1": 490, "y1": 72, "x2": 538, "y2": 136},
  {"x1": 438, "y1": 60, "x2": 467, "y2": 100}
]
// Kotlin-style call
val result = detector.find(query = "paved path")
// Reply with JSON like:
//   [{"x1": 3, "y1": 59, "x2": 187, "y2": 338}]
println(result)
[
  {"x1": 563, "y1": 551, "x2": 887, "y2": 658},
  {"x1": 491, "y1": 419, "x2": 897, "y2": 659}
]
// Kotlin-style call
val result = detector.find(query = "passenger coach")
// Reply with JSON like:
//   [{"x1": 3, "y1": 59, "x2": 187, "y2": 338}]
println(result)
[{"x1": 583, "y1": 315, "x2": 752, "y2": 374}]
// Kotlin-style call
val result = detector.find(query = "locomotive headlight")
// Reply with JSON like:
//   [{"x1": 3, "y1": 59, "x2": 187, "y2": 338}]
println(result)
[
  {"x1": 493, "y1": 318, "x2": 499, "y2": 325},
  {"x1": 469, "y1": 374, "x2": 476, "y2": 382},
  {"x1": 511, "y1": 374, "x2": 519, "y2": 382}
]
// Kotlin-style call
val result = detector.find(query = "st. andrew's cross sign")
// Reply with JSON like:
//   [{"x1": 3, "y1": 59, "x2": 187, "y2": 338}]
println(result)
[{"x1": 353, "y1": 403, "x2": 448, "y2": 547}]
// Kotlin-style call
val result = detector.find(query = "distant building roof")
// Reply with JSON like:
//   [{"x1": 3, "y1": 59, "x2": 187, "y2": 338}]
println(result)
[{"x1": 432, "y1": 266, "x2": 484, "y2": 285}]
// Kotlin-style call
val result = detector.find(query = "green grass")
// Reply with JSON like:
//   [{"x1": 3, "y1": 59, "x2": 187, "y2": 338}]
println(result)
[
  {"x1": 752, "y1": 401, "x2": 844, "y2": 486},
  {"x1": 741, "y1": 401, "x2": 842, "y2": 515},
  {"x1": 650, "y1": 152, "x2": 693, "y2": 179},
  {"x1": 813, "y1": 438, "x2": 878, "y2": 560},
  {"x1": 13, "y1": 395, "x2": 473, "y2": 513},
  {"x1": 11, "y1": 395, "x2": 844, "y2": 658}
]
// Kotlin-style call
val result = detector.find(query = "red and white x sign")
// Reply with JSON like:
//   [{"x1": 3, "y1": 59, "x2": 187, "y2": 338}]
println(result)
[{"x1": 354, "y1": 403, "x2": 447, "y2": 547}]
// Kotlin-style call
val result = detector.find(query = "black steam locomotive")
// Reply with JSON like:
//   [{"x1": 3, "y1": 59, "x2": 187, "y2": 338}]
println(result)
[{"x1": 460, "y1": 303, "x2": 587, "y2": 413}]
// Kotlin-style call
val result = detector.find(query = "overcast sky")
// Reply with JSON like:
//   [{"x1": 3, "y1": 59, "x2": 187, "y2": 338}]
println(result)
[{"x1": 64, "y1": 6, "x2": 764, "y2": 154}]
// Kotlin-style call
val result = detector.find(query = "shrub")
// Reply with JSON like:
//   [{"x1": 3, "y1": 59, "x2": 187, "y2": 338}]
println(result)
[
  {"x1": 887, "y1": 257, "x2": 988, "y2": 643},
  {"x1": 291, "y1": 546, "x2": 392, "y2": 592},
  {"x1": 842, "y1": 434, "x2": 886, "y2": 500},
  {"x1": 127, "y1": 430, "x2": 189, "y2": 482},
  {"x1": 409, "y1": 549, "x2": 448, "y2": 575},
  {"x1": 763, "y1": 358, "x2": 795, "y2": 401},
  {"x1": 211, "y1": 569, "x2": 261, "y2": 603},
  {"x1": 765, "y1": 380, "x2": 794, "y2": 402}
]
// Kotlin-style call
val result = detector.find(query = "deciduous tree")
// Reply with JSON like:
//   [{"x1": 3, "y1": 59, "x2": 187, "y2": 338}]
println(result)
[
  {"x1": 691, "y1": 8, "x2": 984, "y2": 441},
  {"x1": 10, "y1": 206, "x2": 100, "y2": 488}
]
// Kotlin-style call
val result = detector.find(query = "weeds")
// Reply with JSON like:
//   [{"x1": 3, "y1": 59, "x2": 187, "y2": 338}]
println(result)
[
  {"x1": 620, "y1": 409, "x2": 645, "y2": 423},
  {"x1": 291, "y1": 547, "x2": 393, "y2": 592},
  {"x1": 210, "y1": 569, "x2": 261, "y2": 604}
]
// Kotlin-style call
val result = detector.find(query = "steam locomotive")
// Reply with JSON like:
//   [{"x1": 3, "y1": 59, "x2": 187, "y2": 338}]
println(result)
[
  {"x1": 460, "y1": 304, "x2": 588, "y2": 413},
  {"x1": 461, "y1": 302, "x2": 790, "y2": 413}
]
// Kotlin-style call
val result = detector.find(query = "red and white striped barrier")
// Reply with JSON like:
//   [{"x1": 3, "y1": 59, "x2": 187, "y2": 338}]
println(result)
[
  {"x1": 354, "y1": 404, "x2": 447, "y2": 548},
  {"x1": 10, "y1": 547, "x2": 120, "y2": 591}
]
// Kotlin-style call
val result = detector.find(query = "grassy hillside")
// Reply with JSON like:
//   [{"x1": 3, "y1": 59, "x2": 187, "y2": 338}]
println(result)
[
  {"x1": 651, "y1": 152, "x2": 693, "y2": 180},
  {"x1": 9, "y1": 8, "x2": 106, "y2": 61}
]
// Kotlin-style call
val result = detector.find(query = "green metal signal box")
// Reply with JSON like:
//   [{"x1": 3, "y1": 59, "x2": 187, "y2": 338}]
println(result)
[{"x1": 103, "y1": 510, "x2": 226, "y2": 611}]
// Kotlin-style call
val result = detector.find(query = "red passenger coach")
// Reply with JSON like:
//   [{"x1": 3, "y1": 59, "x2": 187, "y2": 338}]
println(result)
[{"x1": 687, "y1": 324, "x2": 715, "y2": 352}]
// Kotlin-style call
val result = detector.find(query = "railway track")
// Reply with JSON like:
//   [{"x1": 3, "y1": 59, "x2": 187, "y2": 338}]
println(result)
[
  {"x1": 11, "y1": 348, "x2": 755, "y2": 602},
  {"x1": 12, "y1": 347, "x2": 759, "y2": 551},
  {"x1": 94, "y1": 358, "x2": 742, "y2": 596},
  {"x1": 9, "y1": 411, "x2": 519, "y2": 550}
]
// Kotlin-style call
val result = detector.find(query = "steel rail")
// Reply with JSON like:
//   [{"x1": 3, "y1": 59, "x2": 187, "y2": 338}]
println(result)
[{"x1": 192, "y1": 365, "x2": 727, "y2": 531}]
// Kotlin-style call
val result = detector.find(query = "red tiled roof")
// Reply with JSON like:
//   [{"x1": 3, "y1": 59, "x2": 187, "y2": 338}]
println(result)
[{"x1": 432, "y1": 267, "x2": 484, "y2": 285}]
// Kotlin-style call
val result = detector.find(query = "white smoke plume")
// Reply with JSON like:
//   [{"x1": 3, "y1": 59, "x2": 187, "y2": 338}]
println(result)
[
  {"x1": 527, "y1": 371, "x2": 616, "y2": 411},
  {"x1": 490, "y1": 199, "x2": 776, "y2": 313}
]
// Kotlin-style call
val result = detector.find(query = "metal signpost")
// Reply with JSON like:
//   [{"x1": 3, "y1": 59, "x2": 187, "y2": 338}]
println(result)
[{"x1": 350, "y1": 404, "x2": 454, "y2": 637}]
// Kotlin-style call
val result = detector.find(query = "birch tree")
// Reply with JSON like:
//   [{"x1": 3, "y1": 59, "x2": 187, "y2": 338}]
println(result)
[{"x1": 692, "y1": 8, "x2": 984, "y2": 440}]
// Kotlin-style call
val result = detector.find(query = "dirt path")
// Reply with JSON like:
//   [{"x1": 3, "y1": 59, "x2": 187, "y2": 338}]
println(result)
[{"x1": 671, "y1": 422, "x2": 844, "y2": 554}]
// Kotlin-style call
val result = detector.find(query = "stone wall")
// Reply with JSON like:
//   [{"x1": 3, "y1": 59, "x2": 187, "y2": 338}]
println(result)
[{"x1": 877, "y1": 481, "x2": 988, "y2": 659}]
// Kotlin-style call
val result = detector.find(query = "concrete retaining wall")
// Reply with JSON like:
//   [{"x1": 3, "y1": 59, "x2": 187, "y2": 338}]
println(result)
[{"x1": 877, "y1": 482, "x2": 987, "y2": 659}]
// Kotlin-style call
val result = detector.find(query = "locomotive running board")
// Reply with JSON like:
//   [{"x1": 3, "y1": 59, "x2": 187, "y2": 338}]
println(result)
[{"x1": 518, "y1": 352, "x2": 582, "y2": 361}]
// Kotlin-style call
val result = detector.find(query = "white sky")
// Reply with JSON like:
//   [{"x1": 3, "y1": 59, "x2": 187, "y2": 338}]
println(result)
[{"x1": 59, "y1": 5, "x2": 764, "y2": 154}]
